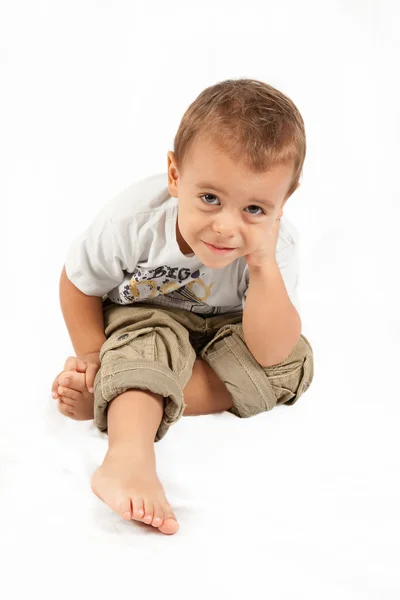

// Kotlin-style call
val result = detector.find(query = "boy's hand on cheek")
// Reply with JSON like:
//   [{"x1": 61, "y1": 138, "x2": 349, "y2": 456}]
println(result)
[{"x1": 244, "y1": 217, "x2": 281, "y2": 269}]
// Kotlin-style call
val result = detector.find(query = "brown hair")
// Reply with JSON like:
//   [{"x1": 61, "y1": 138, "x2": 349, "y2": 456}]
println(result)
[{"x1": 173, "y1": 78, "x2": 306, "y2": 199}]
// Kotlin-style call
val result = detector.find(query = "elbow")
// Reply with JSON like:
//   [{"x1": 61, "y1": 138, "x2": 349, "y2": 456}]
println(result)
[
  {"x1": 254, "y1": 346, "x2": 297, "y2": 368},
  {"x1": 248, "y1": 326, "x2": 303, "y2": 369},
  {"x1": 256, "y1": 354, "x2": 291, "y2": 368}
]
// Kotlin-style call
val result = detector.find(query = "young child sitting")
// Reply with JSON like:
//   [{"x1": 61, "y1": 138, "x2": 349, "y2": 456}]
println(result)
[{"x1": 51, "y1": 77, "x2": 314, "y2": 535}]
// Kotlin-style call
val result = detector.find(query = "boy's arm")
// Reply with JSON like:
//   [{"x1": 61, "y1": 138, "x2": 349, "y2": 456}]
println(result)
[
  {"x1": 59, "y1": 265, "x2": 107, "y2": 357},
  {"x1": 242, "y1": 259, "x2": 302, "y2": 368}
]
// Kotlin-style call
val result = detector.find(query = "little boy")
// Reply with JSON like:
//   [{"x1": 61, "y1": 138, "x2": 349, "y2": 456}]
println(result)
[{"x1": 51, "y1": 78, "x2": 314, "y2": 535}]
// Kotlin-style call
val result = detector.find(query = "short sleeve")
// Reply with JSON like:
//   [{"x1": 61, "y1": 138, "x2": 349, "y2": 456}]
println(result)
[{"x1": 64, "y1": 214, "x2": 135, "y2": 297}]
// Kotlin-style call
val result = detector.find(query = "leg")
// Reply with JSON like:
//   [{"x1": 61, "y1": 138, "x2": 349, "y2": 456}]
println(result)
[
  {"x1": 55, "y1": 301, "x2": 234, "y2": 422},
  {"x1": 87, "y1": 303, "x2": 199, "y2": 534},
  {"x1": 91, "y1": 389, "x2": 180, "y2": 535},
  {"x1": 55, "y1": 356, "x2": 234, "y2": 420},
  {"x1": 182, "y1": 358, "x2": 234, "y2": 416},
  {"x1": 199, "y1": 323, "x2": 314, "y2": 418}
]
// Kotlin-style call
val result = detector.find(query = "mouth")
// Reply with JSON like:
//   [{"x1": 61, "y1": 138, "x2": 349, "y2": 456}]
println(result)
[{"x1": 203, "y1": 241, "x2": 237, "y2": 255}]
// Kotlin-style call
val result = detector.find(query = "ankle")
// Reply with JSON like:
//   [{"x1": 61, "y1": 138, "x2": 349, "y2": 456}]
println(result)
[{"x1": 106, "y1": 441, "x2": 156, "y2": 465}]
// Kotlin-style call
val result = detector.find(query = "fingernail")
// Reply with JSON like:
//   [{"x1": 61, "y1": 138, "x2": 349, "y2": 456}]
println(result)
[
  {"x1": 89, "y1": 387, "x2": 94, "y2": 393},
  {"x1": 64, "y1": 377, "x2": 70, "y2": 384},
  {"x1": 52, "y1": 392, "x2": 58, "y2": 398}
]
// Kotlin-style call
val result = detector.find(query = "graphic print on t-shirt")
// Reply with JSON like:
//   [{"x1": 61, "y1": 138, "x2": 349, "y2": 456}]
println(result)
[
  {"x1": 111, "y1": 264, "x2": 229, "y2": 315},
  {"x1": 130, "y1": 265, "x2": 209, "y2": 299}
]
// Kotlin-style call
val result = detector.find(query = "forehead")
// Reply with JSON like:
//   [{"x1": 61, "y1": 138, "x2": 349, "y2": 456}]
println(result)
[{"x1": 186, "y1": 137, "x2": 293, "y2": 207}]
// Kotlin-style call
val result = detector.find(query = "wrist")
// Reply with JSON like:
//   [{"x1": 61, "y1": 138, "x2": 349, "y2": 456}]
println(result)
[
  {"x1": 77, "y1": 350, "x2": 101, "y2": 362},
  {"x1": 248, "y1": 259, "x2": 279, "y2": 277}
]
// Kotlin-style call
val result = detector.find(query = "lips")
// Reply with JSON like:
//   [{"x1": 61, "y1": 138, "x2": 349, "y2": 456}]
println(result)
[
  {"x1": 206, "y1": 242, "x2": 235, "y2": 249},
  {"x1": 202, "y1": 241, "x2": 237, "y2": 256}
]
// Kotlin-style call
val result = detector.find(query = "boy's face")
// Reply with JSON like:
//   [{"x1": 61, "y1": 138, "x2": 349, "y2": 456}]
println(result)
[{"x1": 167, "y1": 136, "x2": 298, "y2": 268}]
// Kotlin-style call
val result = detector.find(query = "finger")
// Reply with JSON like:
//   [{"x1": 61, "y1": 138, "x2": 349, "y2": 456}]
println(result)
[
  {"x1": 63, "y1": 356, "x2": 86, "y2": 372},
  {"x1": 86, "y1": 365, "x2": 100, "y2": 393},
  {"x1": 75, "y1": 359, "x2": 88, "y2": 373},
  {"x1": 63, "y1": 356, "x2": 79, "y2": 371}
]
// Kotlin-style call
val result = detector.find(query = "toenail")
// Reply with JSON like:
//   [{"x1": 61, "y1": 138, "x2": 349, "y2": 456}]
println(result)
[{"x1": 154, "y1": 517, "x2": 161, "y2": 523}]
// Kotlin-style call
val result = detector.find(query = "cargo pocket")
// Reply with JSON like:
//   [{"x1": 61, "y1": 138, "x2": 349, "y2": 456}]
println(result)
[
  {"x1": 99, "y1": 327, "x2": 158, "y2": 363},
  {"x1": 99, "y1": 319, "x2": 197, "y2": 394}
]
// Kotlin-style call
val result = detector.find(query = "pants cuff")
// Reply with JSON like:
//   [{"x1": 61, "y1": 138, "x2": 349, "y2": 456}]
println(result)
[{"x1": 93, "y1": 361, "x2": 186, "y2": 442}]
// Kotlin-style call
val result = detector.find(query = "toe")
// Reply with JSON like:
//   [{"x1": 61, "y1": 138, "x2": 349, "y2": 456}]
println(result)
[
  {"x1": 116, "y1": 496, "x2": 132, "y2": 520},
  {"x1": 142, "y1": 501, "x2": 154, "y2": 524},
  {"x1": 151, "y1": 503, "x2": 164, "y2": 528},
  {"x1": 131, "y1": 496, "x2": 145, "y2": 521},
  {"x1": 158, "y1": 517, "x2": 179, "y2": 535},
  {"x1": 58, "y1": 400, "x2": 75, "y2": 417},
  {"x1": 158, "y1": 506, "x2": 179, "y2": 535},
  {"x1": 58, "y1": 393, "x2": 76, "y2": 407},
  {"x1": 59, "y1": 370, "x2": 86, "y2": 392},
  {"x1": 58, "y1": 385, "x2": 80, "y2": 403}
]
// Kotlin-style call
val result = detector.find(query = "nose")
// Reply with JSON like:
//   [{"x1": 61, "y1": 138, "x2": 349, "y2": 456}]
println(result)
[{"x1": 211, "y1": 212, "x2": 238, "y2": 238}]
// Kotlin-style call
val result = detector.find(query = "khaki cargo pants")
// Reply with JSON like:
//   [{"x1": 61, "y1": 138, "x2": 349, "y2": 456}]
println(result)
[{"x1": 93, "y1": 299, "x2": 314, "y2": 443}]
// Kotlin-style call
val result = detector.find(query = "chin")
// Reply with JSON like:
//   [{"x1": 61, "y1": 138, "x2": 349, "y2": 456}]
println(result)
[{"x1": 200, "y1": 254, "x2": 236, "y2": 268}]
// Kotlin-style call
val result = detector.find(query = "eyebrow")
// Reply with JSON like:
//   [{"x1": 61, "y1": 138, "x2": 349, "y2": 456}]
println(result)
[{"x1": 195, "y1": 182, "x2": 276, "y2": 210}]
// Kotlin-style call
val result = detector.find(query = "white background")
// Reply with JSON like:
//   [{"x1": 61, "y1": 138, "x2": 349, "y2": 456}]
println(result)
[{"x1": 1, "y1": 1, "x2": 399, "y2": 598}]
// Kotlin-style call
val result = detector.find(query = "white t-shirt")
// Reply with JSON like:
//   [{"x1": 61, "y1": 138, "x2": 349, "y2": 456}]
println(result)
[{"x1": 65, "y1": 172, "x2": 301, "y2": 316}]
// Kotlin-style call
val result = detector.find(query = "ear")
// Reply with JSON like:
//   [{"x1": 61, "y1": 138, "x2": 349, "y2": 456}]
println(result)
[{"x1": 167, "y1": 151, "x2": 179, "y2": 198}]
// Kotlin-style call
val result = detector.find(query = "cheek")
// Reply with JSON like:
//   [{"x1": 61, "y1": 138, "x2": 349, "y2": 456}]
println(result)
[
  {"x1": 178, "y1": 215, "x2": 197, "y2": 243},
  {"x1": 243, "y1": 230, "x2": 263, "y2": 251},
  {"x1": 184, "y1": 213, "x2": 204, "y2": 235}
]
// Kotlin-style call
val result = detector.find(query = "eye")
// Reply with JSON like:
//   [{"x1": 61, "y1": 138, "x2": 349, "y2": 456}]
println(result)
[
  {"x1": 245, "y1": 205, "x2": 265, "y2": 216},
  {"x1": 199, "y1": 194, "x2": 265, "y2": 216},
  {"x1": 199, "y1": 193, "x2": 220, "y2": 205}
]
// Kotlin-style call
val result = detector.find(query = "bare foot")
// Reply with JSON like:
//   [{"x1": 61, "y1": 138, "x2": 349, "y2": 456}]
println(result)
[
  {"x1": 56, "y1": 370, "x2": 94, "y2": 421},
  {"x1": 91, "y1": 448, "x2": 179, "y2": 535}
]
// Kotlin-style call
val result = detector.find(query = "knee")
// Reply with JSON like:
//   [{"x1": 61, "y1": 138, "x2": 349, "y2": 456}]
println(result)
[
  {"x1": 200, "y1": 326, "x2": 314, "y2": 416},
  {"x1": 263, "y1": 334, "x2": 314, "y2": 406}
]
